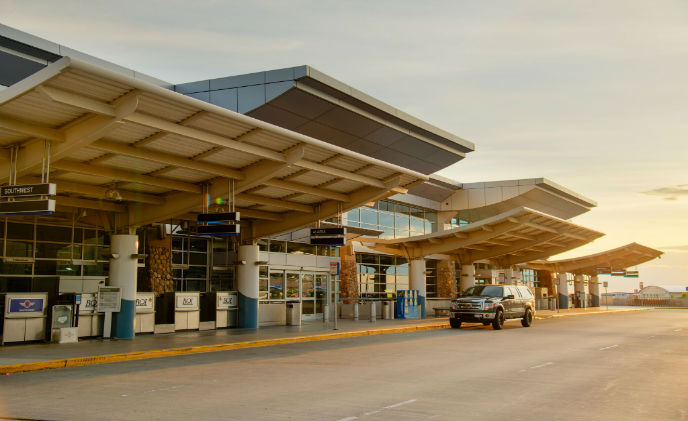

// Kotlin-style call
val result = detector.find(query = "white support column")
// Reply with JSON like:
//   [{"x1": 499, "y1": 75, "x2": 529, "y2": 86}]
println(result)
[
  {"x1": 505, "y1": 267, "x2": 517, "y2": 285},
  {"x1": 109, "y1": 234, "x2": 138, "y2": 339},
  {"x1": 237, "y1": 244, "x2": 259, "y2": 328},
  {"x1": 590, "y1": 275, "x2": 601, "y2": 307},
  {"x1": 460, "y1": 264, "x2": 475, "y2": 294},
  {"x1": 409, "y1": 258, "x2": 426, "y2": 318},
  {"x1": 574, "y1": 274, "x2": 585, "y2": 308},
  {"x1": 557, "y1": 273, "x2": 570, "y2": 309}
]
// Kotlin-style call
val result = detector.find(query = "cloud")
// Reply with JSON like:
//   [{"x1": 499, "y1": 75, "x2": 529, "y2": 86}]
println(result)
[{"x1": 642, "y1": 185, "x2": 688, "y2": 200}]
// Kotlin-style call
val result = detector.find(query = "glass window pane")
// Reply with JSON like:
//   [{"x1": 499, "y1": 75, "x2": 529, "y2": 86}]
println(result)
[
  {"x1": 259, "y1": 266, "x2": 268, "y2": 278},
  {"x1": 287, "y1": 242, "x2": 315, "y2": 255},
  {"x1": 83, "y1": 246, "x2": 98, "y2": 261},
  {"x1": 360, "y1": 208, "x2": 378, "y2": 226},
  {"x1": 83, "y1": 262, "x2": 108, "y2": 276},
  {"x1": 395, "y1": 214, "x2": 409, "y2": 230},
  {"x1": 84, "y1": 229, "x2": 98, "y2": 244},
  {"x1": 184, "y1": 266, "x2": 207, "y2": 280},
  {"x1": 189, "y1": 238, "x2": 207, "y2": 252},
  {"x1": 0, "y1": 262, "x2": 32, "y2": 275},
  {"x1": 302, "y1": 274, "x2": 314, "y2": 298},
  {"x1": 259, "y1": 277, "x2": 269, "y2": 300},
  {"x1": 269, "y1": 241, "x2": 286, "y2": 253},
  {"x1": 35, "y1": 243, "x2": 74, "y2": 259},
  {"x1": 395, "y1": 204, "x2": 409, "y2": 215},
  {"x1": 172, "y1": 237, "x2": 184, "y2": 250},
  {"x1": 36, "y1": 225, "x2": 72, "y2": 243},
  {"x1": 410, "y1": 217, "x2": 425, "y2": 234},
  {"x1": 184, "y1": 279, "x2": 205, "y2": 292},
  {"x1": 379, "y1": 212, "x2": 394, "y2": 228},
  {"x1": 269, "y1": 271, "x2": 284, "y2": 299},
  {"x1": 172, "y1": 252, "x2": 184, "y2": 265},
  {"x1": 189, "y1": 252, "x2": 207, "y2": 266},
  {"x1": 57, "y1": 262, "x2": 81, "y2": 276},
  {"x1": 7, "y1": 223, "x2": 33, "y2": 240},
  {"x1": 346, "y1": 209, "x2": 359, "y2": 223},
  {"x1": 360, "y1": 254, "x2": 379, "y2": 265},
  {"x1": 257, "y1": 239, "x2": 268, "y2": 252},
  {"x1": 0, "y1": 277, "x2": 31, "y2": 293},
  {"x1": 6, "y1": 240, "x2": 32, "y2": 257},
  {"x1": 286, "y1": 272, "x2": 299, "y2": 298}
]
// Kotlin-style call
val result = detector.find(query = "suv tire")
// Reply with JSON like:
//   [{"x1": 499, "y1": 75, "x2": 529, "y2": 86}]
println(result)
[
  {"x1": 492, "y1": 309, "x2": 504, "y2": 330},
  {"x1": 449, "y1": 318, "x2": 461, "y2": 329},
  {"x1": 521, "y1": 308, "x2": 533, "y2": 327}
]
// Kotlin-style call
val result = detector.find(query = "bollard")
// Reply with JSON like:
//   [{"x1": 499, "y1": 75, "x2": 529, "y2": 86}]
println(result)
[
  {"x1": 370, "y1": 301, "x2": 376, "y2": 322},
  {"x1": 353, "y1": 302, "x2": 359, "y2": 321},
  {"x1": 323, "y1": 304, "x2": 329, "y2": 323}
]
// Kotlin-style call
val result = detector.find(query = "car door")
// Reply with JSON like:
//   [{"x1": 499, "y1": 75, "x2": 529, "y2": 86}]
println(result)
[{"x1": 505, "y1": 286, "x2": 522, "y2": 318}]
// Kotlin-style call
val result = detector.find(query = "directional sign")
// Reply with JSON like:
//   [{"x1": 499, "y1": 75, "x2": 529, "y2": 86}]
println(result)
[
  {"x1": 1, "y1": 183, "x2": 56, "y2": 197},
  {"x1": 624, "y1": 271, "x2": 639, "y2": 278},
  {"x1": 611, "y1": 270, "x2": 626, "y2": 277},
  {"x1": 197, "y1": 212, "x2": 240, "y2": 223},
  {"x1": 197, "y1": 224, "x2": 240, "y2": 236},
  {"x1": 0, "y1": 199, "x2": 55, "y2": 215},
  {"x1": 310, "y1": 227, "x2": 346, "y2": 247}
]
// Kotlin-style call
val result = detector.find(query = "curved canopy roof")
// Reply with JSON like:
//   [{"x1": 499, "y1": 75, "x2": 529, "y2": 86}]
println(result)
[
  {"x1": 526, "y1": 243, "x2": 663, "y2": 275},
  {"x1": 0, "y1": 57, "x2": 427, "y2": 239},
  {"x1": 360, "y1": 207, "x2": 604, "y2": 266}
]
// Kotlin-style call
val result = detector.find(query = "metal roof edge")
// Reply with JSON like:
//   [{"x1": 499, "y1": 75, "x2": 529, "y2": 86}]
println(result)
[
  {"x1": 0, "y1": 56, "x2": 72, "y2": 104},
  {"x1": 538, "y1": 178, "x2": 597, "y2": 208},
  {"x1": 299, "y1": 65, "x2": 475, "y2": 153}
]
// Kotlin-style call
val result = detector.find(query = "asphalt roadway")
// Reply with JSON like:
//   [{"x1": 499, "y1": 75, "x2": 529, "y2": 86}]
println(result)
[{"x1": 0, "y1": 309, "x2": 686, "y2": 421}]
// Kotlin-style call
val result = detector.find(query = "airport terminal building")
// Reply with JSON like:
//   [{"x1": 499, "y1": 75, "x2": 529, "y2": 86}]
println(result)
[{"x1": 0, "y1": 24, "x2": 662, "y2": 343}]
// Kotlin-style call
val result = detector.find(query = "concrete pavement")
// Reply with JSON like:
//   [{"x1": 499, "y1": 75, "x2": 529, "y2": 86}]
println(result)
[
  {"x1": 0, "y1": 309, "x2": 685, "y2": 420},
  {"x1": 0, "y1": 306, "x2": 650, "y2": 374}
]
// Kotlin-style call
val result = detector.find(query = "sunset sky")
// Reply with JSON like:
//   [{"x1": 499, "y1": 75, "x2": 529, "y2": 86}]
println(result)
[{"x1": 2, "y1": 0, "x2": 686, "y2": 290}]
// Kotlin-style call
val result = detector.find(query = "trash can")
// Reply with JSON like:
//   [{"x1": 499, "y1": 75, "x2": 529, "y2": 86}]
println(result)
[
  {"x1": 382, "y1": 301, "x2": 394, "y2": 320},
  {"x1": 51, "y1": 304, "x2": 77, "y2": 343},
  {"x1": 216, "y1": 292, "x2": 238, "y2": 329},
  {"x1": 286, "y1": 302, "x2": 301, "y2": 326},
  {"x1": 135, "y1": 293, "x2": 155, "y2": 334},
  {"x1": 396, "y1": 291, "x2": 406, "y2": 319},
  {"x1": 77, "y1": 293, "x2": 103, "y2": 337},
  {"x1": 175, "y1": 292, "x2": 200, "y2": 331}
]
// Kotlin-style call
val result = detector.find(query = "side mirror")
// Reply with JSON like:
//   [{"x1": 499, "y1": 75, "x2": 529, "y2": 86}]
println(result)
[{"x1": 505, "y1": 294, "x2": 515, "y2": 300}]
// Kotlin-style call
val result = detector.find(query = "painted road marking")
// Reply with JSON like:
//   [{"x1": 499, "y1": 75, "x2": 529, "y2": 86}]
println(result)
[
  {"x1": 338, "y1": 399, "x2": 417, "y2": 421},
  {"x1": 529, "y1": 362, "x2": 553, "y2": 369},
  {"x1": 673, "y1": 328, "x2": 681, "y2": 332},
  {"x1": 599, "y1": 344, "x2": 619, "y2": 351}
]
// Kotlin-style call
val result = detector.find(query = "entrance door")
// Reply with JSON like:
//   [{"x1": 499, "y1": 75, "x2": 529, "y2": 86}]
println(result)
[{"x1": 300, "y1": 272, "x2": 329, "y2": 321}]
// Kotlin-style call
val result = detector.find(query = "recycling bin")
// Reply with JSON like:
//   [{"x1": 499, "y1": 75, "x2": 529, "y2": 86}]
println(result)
[
  {"x1": 286, "y1": 302, "x2": 301, "y2": 326},
  {"x1": 396, "y1": 290, "x2": 419, "y2": 319},
  {"x1": 216, "y1": 291, "x2": 238, "y2": 329},
  {"x1": 78, "y1": 293, "x2": 103, "y2": 337},
  {"x1": 135, "y1": 292, "x2": 155, "y2": 334},
  {"x1": 175, "y1": 292, "x2": 200, "y2": 331},
  {"x1": 51, "y1": 304, "x2": 77, "y2": 343},
  {"x1": 2, "y1": 293, "x2": 48, "y2": 345}
]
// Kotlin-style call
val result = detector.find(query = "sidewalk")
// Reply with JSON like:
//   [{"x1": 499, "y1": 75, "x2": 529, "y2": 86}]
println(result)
[{"x1": 0, "y1": 306, "x2": 651, "y2": 374}]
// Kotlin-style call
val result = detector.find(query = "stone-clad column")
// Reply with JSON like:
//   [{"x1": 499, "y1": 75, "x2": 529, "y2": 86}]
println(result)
[
  {"x1": 436, "y1": 259, "x2": 457, "y2": 298},
  {"x1": 339, "y1": 241, "x2": 358, "y2": 303}
]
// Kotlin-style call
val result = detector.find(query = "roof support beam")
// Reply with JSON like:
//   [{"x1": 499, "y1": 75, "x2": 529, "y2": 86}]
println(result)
[
  {"x1": 52, "y1": 160, "x2": 201, "y2": 193},
  {"x1": 252, "y1": 181, "x2": 402, "y2": 239},
  {"x1": 89, "y1": 140, "x2": 244, "y2": 180},
  {"x1": 0, "y1": 115, "x2": 64, "y2": 142},
  {"x1": 0, "y1": 90, "x2": 140, "y2": 183},
  {"x1": 235, "y1": 193, "x2": 313, "y2": 213},
  {"x1": 262, "y1": 179, "x2": 349, "y2": 202},
  {"x1": 18, "y1": 176, "x2": 164, "y2": 205}
]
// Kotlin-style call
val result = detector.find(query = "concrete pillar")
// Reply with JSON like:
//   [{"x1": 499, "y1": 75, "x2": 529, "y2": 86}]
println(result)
[
  {"x1": 436, "y1": 259, "x2": 457, "y2": 298},
  {"x1": 409, "y1": 258, "x2": 426, "y2": 318},
  {"x1": 237, "y1": 244, "x2": 259, "y2": 328},
  {"x1": 460, "y1": 264, "x2": 475, "y2": 294},
  {"x1": 505, "y1": 267, "x2": 516, "y2": 285},
  {"x1": 574, "y1": 274, "x2": 585, "y2": 308},
  {"x1": 557, "y1": 273, "x2": 569, "y2": 309},
  {"x1": 589, "y1": 275, "x2": 600, "y2": 307},
  {"x1": 109, "y1": 234, "x2": 138, "y2": 339}
]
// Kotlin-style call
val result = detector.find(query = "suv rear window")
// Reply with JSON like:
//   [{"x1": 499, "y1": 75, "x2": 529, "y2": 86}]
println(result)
[{"x1": 518, "y1": 286, "x2": 533, "y2": 298}]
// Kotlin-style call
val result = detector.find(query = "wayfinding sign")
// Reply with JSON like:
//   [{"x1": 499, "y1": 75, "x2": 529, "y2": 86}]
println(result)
[
  {"x1": 1, "y1": 183, "x2": 56, "y2": 197},
  {"x1": 310, "y1": 227, "x2": 346, "y2": 246},
  {"x1": 197, "y1": 212, "x2": 240, "y2": 236},
  {"x1": 0, "y1": 183, "x2": 57, "y2": 215}
]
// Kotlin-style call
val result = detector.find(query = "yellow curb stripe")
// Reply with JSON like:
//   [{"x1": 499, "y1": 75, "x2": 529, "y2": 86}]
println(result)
[{"x1": 0, "y1": 322, "x2": 449, "y2": 374}]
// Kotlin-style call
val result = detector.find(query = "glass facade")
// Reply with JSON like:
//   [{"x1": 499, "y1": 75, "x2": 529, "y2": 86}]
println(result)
[
  {"x1": 344, "y1": 200, "x2": 437, "y2": 239},
  {"x1": 356, "y1": 254, "x2": 408, "y2": 299},
  {"x1": 0, "y1": 219, "x2": 110, "y2": 293}
]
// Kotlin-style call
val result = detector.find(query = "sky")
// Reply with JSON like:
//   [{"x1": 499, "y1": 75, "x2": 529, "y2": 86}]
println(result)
[{"x1": 2, "y1": 0, "x2": 686, "y2": 291}]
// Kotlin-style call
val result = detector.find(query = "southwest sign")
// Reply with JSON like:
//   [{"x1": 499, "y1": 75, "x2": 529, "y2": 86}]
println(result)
[
  {"x1": 0, "y1": 199, "x2": 55, "y2": 215},
  {"x1": 1, "y1": 183, "x2": 56, "y2": 197}
]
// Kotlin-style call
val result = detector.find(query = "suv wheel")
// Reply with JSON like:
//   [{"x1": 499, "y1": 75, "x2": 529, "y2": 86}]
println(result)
[
  {"x1": 492, "y1": 309, "x2": 504, "y2": 330},
  {"x1": 449, "y1": 318, "x2": 461, "y2": 329},
  {"x1": 521, "y1": 308, "x2": 533, "y2": 327}
]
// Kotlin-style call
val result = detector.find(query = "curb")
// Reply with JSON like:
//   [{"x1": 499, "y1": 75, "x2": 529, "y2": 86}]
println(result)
[
  {"x1": 534, "y1": 307, "x2": 652, "y2": 319},
  {"x1": 0, "y1": 321, "x2": 449, "y2": 374},
  {"x1": 0, "y1": 307, "x2": 652, "y2": 374}
]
